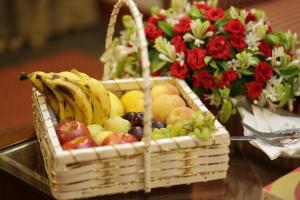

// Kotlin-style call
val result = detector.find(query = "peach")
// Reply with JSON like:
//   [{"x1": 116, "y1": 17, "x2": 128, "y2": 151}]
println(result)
[
  {"x1": 166, "y1": 106, "x2": 195, "y2": 125},
  {"x1": 151, "y1": 83, "x2": 179, "y2": 99},
  {"x1": 152, "y1": 94, "x2": 186, "y2": 122}
]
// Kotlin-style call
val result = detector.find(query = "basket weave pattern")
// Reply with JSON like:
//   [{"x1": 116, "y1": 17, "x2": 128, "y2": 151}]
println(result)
[
  {"x1": 33, "y1": 77, "x2": 230, "y2": 199},
  {"x1": 32, "y1": 0, "x2": 230, "y2": 199}
]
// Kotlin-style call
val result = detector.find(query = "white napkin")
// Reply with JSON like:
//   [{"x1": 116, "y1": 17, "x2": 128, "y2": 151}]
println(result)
[{"x1": 238, "y1": 105, "x2": 300, "y2": 160}]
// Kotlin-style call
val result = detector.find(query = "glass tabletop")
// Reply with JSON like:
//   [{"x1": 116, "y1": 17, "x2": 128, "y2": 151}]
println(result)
[{"x1": 0, "y1": 138, "x2": 288, "y2": 200}]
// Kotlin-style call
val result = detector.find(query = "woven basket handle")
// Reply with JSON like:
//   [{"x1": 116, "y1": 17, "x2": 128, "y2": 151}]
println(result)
[{"x1": 103, "y1": 0, "x2": 152, "y2": 193}]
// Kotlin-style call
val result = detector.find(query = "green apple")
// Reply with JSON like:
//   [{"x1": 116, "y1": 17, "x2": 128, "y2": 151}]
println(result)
[
  {"x1": 104, "y1": 116, "x2": 131, "y2": 133},
  {"x1": 93, "y1": 131, "x2": 113, "y2": 145},
  {"x1": 87, "y1": 124, "x2": 104, "y2": 138}
]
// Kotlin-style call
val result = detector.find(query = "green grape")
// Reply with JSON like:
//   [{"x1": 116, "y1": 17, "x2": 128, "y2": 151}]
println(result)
[
  {"x1": 169, "y1": 123, "x2": 183, "y2": 137},
  {"x1": 151, "y1": 128, "x2": 170, "y2": 140},
  {"x1": 201, "y1": 127, "x2": 212, "y2": 141},
  {"x1": 192, "y1": 128, "x2": 201, "y2": 139},
  {"x1": 195, "y1": 115, "x2": 205, "y2": 128}
]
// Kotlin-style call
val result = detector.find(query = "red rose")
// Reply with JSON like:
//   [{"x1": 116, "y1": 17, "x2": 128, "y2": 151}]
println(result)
[
  {"x1": 194, "y1": 3, "x2": 211, "y2": 11},
  {"x1": 207, "y1": 24, "x2": 216, "y2": 33},
  {"x1": 267, "y1": 26, "x2": 273, "y2": 33},
  {"x1": 219, "y1": 68, "x2": 238, "y2": 88},
  {"x1": 229, "y1": 34, "x2": 247, "y2": 52},
  {"x1": 148, "y1": 14, "x2": 165, "y2": 24},
  {"x1": 259, "y1": 41, "x2": 272, "y2": 58},
  {"x1": 246, "y1": 12, "x2": 257, "y2": 23},
  {"x1": 192, "y1": 70, "x2": 216, "y2": 89},
  {"x1": 145, "y1": 23, "x2": 164, "y2": 43},
  {"x1": 151, "y1": 68, "x2": 164, "y2": 77},
  {"x1": 174, "y1": 17, "x2": 192, "y2": 34},
  {"x1": 186, "y1": 48, "x2": 207, "y2": 71},
  {"x1": 171, "y1": 35, "x2": 186, "y2": 53},
  {"x1": 254, "y1": 61, "x2": 273, "y2": 83},
  {"x1": 207, "y1": 35, "x2": 231, "y2": 60},
  {"x1": 205, "y1": 8, "x2": 224, "y2": 23},
  {"x1": 170, "y1": 61, "x2": 188, "y2": 79},
  {"x1": 224, "y1": 19, "x2": 246, "y2": 35},
  {"x1": 246, "y1": 81, "x2": 264, "y2": 99}
]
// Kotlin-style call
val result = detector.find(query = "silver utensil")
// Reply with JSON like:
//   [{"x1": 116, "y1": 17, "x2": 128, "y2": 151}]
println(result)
[{"x1": 241, "y1": 122, "x2": 300, "y2": 147}]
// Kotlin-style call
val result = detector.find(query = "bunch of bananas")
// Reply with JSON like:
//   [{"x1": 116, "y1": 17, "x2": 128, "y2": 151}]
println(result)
[{"x1": 20, "y1": 69, "x2": 111, "y2": 125}]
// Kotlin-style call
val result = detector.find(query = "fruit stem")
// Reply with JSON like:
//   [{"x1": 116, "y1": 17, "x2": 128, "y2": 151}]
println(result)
[{"x1": 19, "y1": 72, "x2": 29, "y2": 81}]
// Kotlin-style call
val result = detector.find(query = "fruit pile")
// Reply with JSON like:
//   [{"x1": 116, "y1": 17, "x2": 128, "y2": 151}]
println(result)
[{"x1": 21, "y1": 70, "x2": 216, "y2": 150}]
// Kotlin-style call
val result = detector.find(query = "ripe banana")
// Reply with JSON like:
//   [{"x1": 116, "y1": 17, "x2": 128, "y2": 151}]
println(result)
[
  {"x1": 64, "y1": 101, "x2": 74, "y2": 121},
  {"x1": 70, "y1": 69, "x2": 90, "y2": 79},
  {"x1": 25, "y1": 71, "x2": 60, "y2": 117},
  {"x1": 34, "y1": 74, "x2": 67, "y2": 122},
  {"x1": 40, "y1": 76, "x2": 93, "y2": 125},
  {"x1": 53, "y1": 71, "x2": 111, "y2": 125}
]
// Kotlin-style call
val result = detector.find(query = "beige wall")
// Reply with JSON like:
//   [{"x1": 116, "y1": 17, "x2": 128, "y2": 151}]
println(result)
[{"x1": 103, "y1": 0, "x2": 163, "y2": 11}]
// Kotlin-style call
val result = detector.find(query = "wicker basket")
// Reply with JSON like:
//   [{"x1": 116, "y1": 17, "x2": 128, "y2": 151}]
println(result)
[{"x1": 32, "y1": 0, "x2": 230, "y2": 199}]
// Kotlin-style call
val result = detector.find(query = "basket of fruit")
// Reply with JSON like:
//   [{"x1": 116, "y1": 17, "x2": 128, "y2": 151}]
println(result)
[{"x1": 24, "y1": 0, "x2": 230, "y2": 199}]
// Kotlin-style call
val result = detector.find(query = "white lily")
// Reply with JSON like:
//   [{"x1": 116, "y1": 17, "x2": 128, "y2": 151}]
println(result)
[
  {"x1": 263, "y1": 77, "x2": 285, "y2": 102},
  {"x1": 269, "y1": 46, "x2": 285, "y2": 67},
  {"x1": 246, "y1": 32, "x2": 260, "y2": 51}
]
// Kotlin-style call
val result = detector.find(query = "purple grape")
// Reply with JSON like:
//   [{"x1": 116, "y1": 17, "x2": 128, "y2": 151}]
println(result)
[
  {"x1": 129, "y1": 126, "x2": 144, "y2": 141},
  {"x1": 123, "y1": 112, "x2": 136, "y2": 124},
  {"x1": 132, "y1": 112, "x2": 144, "y2": 126},
  {"x1": 152, "y1": 121, "x2": 166, "y2": 129}
]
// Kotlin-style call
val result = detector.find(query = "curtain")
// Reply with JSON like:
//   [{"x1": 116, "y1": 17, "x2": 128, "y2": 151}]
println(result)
[{"x1": 0, "y1": 0, "x2": 99, "y2": 52}]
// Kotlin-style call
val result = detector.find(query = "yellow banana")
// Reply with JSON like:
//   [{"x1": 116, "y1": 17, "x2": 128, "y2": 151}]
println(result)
[
  {"x1": 70, "y1": 69, "x2": 90, "y2": 79},
  {"x1": 53, "y1": 71, "x2": 111, "y2": 125},
  {"x1": 26, "y1": 71, "x2": 60, "y2": 118},
  {"x1": 37, "y1": 76, "x2": 66, "y2": 122},
  {"x1": 64, "y1": 101, "x2": 74, "y2": 121},
  {"x1": 40, "y1": 76, "x2": 93, "y2": 125}
]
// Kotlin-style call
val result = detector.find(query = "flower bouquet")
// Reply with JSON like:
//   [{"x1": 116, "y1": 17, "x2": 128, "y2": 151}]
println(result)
[{"x1": 101, "y1": 0, "x2": 300, "y2": 123}]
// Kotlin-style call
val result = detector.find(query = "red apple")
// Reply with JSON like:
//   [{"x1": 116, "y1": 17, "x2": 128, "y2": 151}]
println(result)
[
  {"x1": 55, "y1": 120, "x2": 90, "y2": 144},
  {"x1": 62, "y1": 136, "x2": 96, "y2": 150},
  {"x1": 102, "y1": 132, "x2": 137, "y2": 146}
]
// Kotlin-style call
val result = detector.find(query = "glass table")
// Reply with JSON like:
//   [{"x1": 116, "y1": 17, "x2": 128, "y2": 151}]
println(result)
[{"x1": 0, "y1": 136, "x2": 289, "y2": 200}]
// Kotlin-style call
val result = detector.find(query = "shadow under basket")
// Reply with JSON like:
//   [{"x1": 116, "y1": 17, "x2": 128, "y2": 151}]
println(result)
[{"x1": 32, "y1": 77, "x2": 230, "y2": 200}]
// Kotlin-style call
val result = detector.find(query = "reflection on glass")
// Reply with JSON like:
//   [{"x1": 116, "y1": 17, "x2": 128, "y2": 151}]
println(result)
[{"x1": 0, "y1": 140, "x2": 287, "y2": 200}]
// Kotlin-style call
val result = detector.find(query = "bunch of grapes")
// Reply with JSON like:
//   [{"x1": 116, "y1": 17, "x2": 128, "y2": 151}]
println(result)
[
  {"x1": 150, "y1": 111, "x2": 216, "y2": 141},
  {"x1": 123, "y1": 112, "x2": 166, "y2": 141}
]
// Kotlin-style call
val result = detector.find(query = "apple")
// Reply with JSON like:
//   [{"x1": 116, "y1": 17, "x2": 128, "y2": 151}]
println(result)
[
  {"x1": 102, "y1": 132, "x2": 137, "y2": 146},
  {"x1": 93, "y1": 131, "x2": 113, "y2": 146},
  {"x1": 152, "y1": 94, "x2": 186, "y2": 123},
  {"x1": 166, "y1": 106, "x2": 195, "y2": 125},
  {"x1": 55, "y1": 120, "x2": 91, "y2": 144},
  {"x1": 104, "y1": 116, "x2": 131, "y2": 133},
  {"x1": 151, "y1": 83, "x2": 179, "y2": 99},
  {"x1": 62, "y1": 136, "x2": 96, "y2": 150},
  {"x1": 87, "y1": 124, "x2": 104, "y2": 138}
]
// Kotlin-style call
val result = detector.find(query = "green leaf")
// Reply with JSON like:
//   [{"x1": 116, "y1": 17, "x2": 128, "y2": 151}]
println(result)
[
  {"x1": 265, "y1": 34, "x2": 281, "y2": 45},
  {"x1": 218, "y1": 61, "x2": 228, "y2": 71},
  {"x1": 113, "y1": 58, "x2": 127, "y2": 78},
  {"x1": 209, "y1": 60, "x2": 218, "y2": 69},
  {"x1": 150, "y1": 51, "x2": 167, "y2": 72},
  {"x1": 212, "y1": 89, "x2": 222, "y2": 107},
  {"x1": 151, "y1": 7, "x2": 160, "y2": 15},
  {"x1": 214, "y1": 19, "x2": 228, "y2": 31},
  {"x1": 122, "y1": 15, "x2": 135, "y2": 29},
  {"x1": 204, "y1": 56, "x2": 212, "y2": 65},
  {"x1": 230, "y1": 79, "x2": 246, "y2": 96},
  {"x1": 240, "y1": 68, "x2": 253, "y2": 75},
  {"x1": 188, "y1": 6, "x2": 203, "y2": 19},
  {"x1": 158, "y1": 21, "x2": 174, "y2": 37},
  {"x1": 279, "y1": 82, "x2": 291, "y2": 107},
  {"x1": 219, "y1": 99, "x2": 233, "y2": 124},
  {"x1": 279, "y1": 66, "x2": 300, "y2": 78}
]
